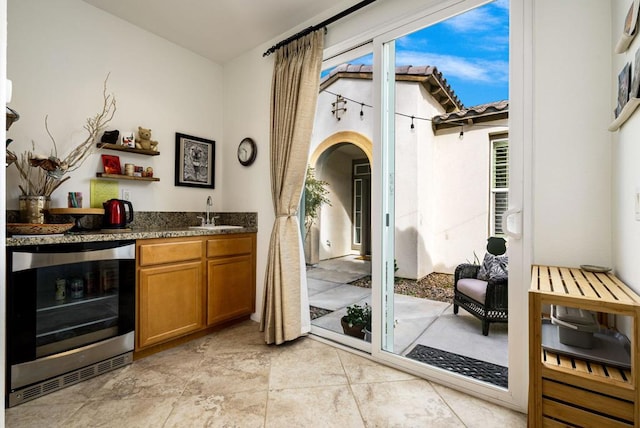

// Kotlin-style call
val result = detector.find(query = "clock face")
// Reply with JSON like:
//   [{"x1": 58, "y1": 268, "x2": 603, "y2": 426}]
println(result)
[{"x1": 237, "y1": 138, "x2": 257, "y2": 166}]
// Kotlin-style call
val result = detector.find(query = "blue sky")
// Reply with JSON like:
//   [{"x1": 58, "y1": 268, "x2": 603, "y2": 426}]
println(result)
[
  {"x1": 397, "y1": 0, "x2": 509, "y2": 107},
  {"x1": 326, "y1": 0, "x2": 509, "y2": 108}
]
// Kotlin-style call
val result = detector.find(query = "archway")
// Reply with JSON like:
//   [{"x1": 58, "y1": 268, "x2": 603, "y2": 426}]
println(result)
[{"x1": 307, "y1": 131, "x2": 373, "y2": 263}]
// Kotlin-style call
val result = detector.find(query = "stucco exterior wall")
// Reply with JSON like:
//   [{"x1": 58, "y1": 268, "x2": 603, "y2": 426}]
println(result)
[
  {"x1": 310, "y1": 73, "x2": 507, "y2": 277},
  {"x1": 317, "y1": 147, "x2": 358, "y2": 260}
]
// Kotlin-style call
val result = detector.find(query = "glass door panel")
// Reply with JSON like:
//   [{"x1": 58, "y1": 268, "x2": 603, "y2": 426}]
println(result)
[
  {"x1": 379, "y1": 1, "x2": 511, "y2": 390},
  {"x1": 306, "y1": 50, "x2": 374, "y2": 352}
]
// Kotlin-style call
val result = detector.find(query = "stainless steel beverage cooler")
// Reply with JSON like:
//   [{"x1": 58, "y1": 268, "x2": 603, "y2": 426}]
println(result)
[{"x1": 6, "y1": 240, "x2": 136, "y2": 407}]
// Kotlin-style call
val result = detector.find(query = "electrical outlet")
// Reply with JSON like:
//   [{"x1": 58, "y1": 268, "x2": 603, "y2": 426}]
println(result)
[{"x1": 121, "y1": 188, "x2": 131, "y2": 201}]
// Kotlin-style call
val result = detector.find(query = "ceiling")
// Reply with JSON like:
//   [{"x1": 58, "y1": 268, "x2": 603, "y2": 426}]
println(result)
[{"x1": 82, "y1": 0, "x2": 353, "y2": 63}]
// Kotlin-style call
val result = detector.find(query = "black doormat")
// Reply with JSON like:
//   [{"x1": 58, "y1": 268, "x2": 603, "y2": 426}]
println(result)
[{"x1": 405, "y1": 344, "x2": 508, "y2": 388}]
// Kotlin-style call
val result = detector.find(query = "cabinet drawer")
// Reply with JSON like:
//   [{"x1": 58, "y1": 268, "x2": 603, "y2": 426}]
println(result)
[
  {"x1": 207, "y1": 236, "x2": 253, "y2": 258},
  {"x1": 139, "y1": 240, "x2": 203, "y2": 266}
]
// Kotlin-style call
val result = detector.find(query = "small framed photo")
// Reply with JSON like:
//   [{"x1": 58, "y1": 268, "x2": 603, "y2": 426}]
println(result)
[
  {"x1": 101, "y1": 154, "x2": 122, "y2": 175},
  {"x1": 175, "y1": 133, "x2": 215, "y2": 188},
  {"x1": 618, "y1": 62, "x2": 632, "y2": 114},
  {"x1": 121, "y1": 131, "x2": 135, "y2": 148}
]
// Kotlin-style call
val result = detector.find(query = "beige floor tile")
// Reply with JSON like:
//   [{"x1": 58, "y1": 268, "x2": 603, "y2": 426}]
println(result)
[
  {"x1": 431, "y1": 382, "x2": 527, "y2": 427},
  {"x1": 351, "y1": 379, "x2": 464, "y2": 427},
  {"x1": 203, "y1": 320, "x2": 270, "y2": 355},
  {"x1": 266, "y1": 385, "x2": 364, "y2": 428},
  {"x1": 5, "y1": 401, "x2": 84, "y2": 428},
  {"x1": 183, "y1": 350, "x2": 271, "y2": 396},
  {"x1": 62, "y1": 397, "x2": 176, "y2": 428},
  {"x1": 269, "y1": 341, "x2": 348, "y2": 389},
  {"x1": 164, "y1": 390, "x2": 268, "y2": 428},
  {"x1": 336, "y1": 349, "x2": 417, "y2": 384},
  {"x1": 90, "y1": 361, "x2": 189, "y2": 399}
]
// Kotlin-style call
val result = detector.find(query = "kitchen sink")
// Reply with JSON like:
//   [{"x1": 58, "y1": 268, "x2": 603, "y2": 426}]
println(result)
[{"x1": 188, "y1": 225, "x2": 243, "y2": 230}]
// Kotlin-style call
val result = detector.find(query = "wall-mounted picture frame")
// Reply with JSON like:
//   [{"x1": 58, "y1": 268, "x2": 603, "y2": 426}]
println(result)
[
  {"x1": 175, "y1": 132, "x2": 215, "y2": 188},
  {"x1": 101, "y1": 154, "x2": 122, "y2": 175},
  {"x1": 617, "y1": 62, "x2": 632, "y2": 118},
  {"x1": 121, "y1": 131, "x2": 135, "y2": 148}
]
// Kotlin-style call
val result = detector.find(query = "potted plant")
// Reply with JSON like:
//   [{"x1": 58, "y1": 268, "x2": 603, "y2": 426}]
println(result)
[
  {"x1": 341, "y1": 303, "x2": 371, "y2": 340},
  {"x1": 7, "y1": 75, "x2": 116, "y2": 223}
]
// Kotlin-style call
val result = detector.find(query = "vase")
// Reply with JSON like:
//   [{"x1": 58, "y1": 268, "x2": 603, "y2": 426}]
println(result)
[
  {"x1": 19, "y1": 195, "x2": 50, "y2": 224},
  {"x1": 340, "y1": 317, "x2": 366, "y2": 339}
]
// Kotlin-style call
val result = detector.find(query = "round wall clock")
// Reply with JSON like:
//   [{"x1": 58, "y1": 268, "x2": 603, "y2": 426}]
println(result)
[{"x1": 237, "y1": 137, "x2": 257, "y2": 166}]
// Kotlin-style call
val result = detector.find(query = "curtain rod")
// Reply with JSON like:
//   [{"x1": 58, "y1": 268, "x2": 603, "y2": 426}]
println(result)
[{"x1": 262, "y1": 0, "x2": 377, "y2": 57}]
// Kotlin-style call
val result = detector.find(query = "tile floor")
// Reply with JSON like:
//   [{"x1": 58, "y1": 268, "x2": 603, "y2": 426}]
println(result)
[{"x1": 6, "y1": 320, "x2": 526, "y2": 427}]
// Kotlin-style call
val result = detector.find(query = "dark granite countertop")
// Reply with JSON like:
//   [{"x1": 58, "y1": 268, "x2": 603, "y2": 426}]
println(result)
[
  {"x1": 6, "y1": 211, "x2": 258, "y2": 247},
  {"x1": 6, "y1": 226, "x2": 257, "y2": 247}
]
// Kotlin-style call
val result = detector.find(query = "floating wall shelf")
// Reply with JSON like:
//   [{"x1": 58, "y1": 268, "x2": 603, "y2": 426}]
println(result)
[
  {"x1": 97, "y1": 143, "x2": 160, "y2": 156},
  {"x1": 609, "y1": 98, "x2": 640, "y2": 131},
  {"x1": 96, "y1": 173, "x2": 159, "y2": 182}
]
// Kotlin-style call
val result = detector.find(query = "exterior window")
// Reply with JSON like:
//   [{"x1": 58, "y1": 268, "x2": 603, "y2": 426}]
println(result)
[
  {"x1": 352, "y1": 160, "x2": 370, "y2": 249},
  {"x1": 491, "y1": 135, "x2": 509, "y2": 236},
  {"x1": 353, "y1": 179, "x2": 363, "y2": 245}
]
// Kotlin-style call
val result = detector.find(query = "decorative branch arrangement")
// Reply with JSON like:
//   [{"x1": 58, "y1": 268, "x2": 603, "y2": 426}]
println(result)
[{"x1": 9, "y1": 74, "x2": 116, "y2": 197}]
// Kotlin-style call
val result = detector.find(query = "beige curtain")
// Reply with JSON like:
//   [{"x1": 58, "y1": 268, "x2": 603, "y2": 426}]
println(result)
[{"x1": 260, "y1": 30, "x2": 324, "y2": 345}]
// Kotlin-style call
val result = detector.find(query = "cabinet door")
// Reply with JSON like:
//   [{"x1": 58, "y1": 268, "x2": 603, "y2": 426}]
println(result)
[
  {"x1": 138, "y1": 260, "x2": 204, "y2": 349},
  {"x1": 207, "y1": 255, "x2": 254, "y2": 326}
]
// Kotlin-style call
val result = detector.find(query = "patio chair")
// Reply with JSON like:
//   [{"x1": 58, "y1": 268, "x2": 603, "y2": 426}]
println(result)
[{"x1": 453, "y1": 237, "x2": 508, "y2": 336}]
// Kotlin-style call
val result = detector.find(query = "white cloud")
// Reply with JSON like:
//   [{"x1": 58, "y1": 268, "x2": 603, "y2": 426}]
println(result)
[
  {"x1": 395, "y1": 51, "x2": 508, "y2": 84},
  {"x1": 493, "y1": 0, "x2": 509, "y2": 10},
  {"x1": 444, "y1": 5, "x2": 504, "y2": 32}
]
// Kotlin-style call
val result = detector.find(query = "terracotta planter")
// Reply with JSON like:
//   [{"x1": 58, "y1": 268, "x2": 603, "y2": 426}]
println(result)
[{"x1": 340, "y1": 316, "x2": 366, "y2": 339}]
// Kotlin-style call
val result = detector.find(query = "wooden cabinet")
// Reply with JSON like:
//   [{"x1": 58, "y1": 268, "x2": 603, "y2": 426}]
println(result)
[
  {"x1": 206, "y1": 234, "x2": 256, "y2": 326},
  {"x1": 136, "y1": 237, "x2": 205, "y2": 349},
  {"x1": 135, "y1": 233, "x2": 255, "y2": 353},
  {"x1": 529, "y1": 265, "x2": 640, "y2": 427}
]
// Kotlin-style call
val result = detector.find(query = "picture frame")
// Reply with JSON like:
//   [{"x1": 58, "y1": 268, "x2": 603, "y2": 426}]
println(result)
[
  {"x1": 101, "y1": 154, "x2": 122, "y2": 175},
  {"x1": 121, "y1": 131, "x2": 135, "y2": 148},
  {"x1": 617, "y1": 62, "x2": 632, "y2": 116},
  {"x1": 631, "y1": 46, "x2": 640, "y2": 100},
  {"x1": 174, "y1": 132, "x2": 215, "y2": 188}
]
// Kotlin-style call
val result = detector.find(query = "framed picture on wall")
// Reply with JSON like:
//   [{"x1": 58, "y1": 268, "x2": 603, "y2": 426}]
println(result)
[
  {"x1": 101, "y1": 154, "x2": 122, "y2": 175},
  {"x1": 174, "y1": 133, "x2": 215, "y2": 188},
  {"x1": 617, "y1": 62, "x2": 632, "y2": 116},
  {"x1": 631, "y1": 47, "x2": 640, "y2": 100}
]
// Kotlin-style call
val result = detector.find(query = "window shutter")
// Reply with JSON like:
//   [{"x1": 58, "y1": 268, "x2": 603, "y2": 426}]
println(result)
[{"x1": 491, "y1": 139, "x2": 509, "y2": 236}]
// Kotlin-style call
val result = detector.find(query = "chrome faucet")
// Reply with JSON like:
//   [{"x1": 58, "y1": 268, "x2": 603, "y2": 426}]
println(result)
[{"x1": 205, "y1": 196, "x2": 213, "y2": 225}]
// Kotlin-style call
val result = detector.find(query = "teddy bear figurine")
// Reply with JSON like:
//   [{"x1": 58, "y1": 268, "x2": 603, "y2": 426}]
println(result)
[{"x1": 135, "y1": 126, "x2": 158, "y2": 151}]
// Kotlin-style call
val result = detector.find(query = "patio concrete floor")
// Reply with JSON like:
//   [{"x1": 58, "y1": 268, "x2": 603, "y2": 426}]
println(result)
[{"x1": 307, "y1": 255, "x2": 508, "y2": 368}]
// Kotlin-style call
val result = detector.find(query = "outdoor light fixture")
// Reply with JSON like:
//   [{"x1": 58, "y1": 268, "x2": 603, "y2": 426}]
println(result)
[
  {"x1": 459, "y1": 126, "x2": 464, "y2": 140},
  {"x1": 410, "y1": 116, "x2": 415, "y2": 130}
]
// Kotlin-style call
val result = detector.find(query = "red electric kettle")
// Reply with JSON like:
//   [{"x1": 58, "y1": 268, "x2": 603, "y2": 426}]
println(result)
[{"x1": 103, "y1": 199, "x2": 134, "y2": 228}]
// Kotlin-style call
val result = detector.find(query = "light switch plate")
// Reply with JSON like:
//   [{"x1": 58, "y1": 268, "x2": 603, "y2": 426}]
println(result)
[{"x1": 121, "y1": 188, "x2": 131, "y2": 201}]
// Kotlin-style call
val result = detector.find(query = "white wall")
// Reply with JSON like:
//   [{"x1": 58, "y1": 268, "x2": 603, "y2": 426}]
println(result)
[
  {"x1": 432, "y1": 121, "x2": 508, "y2": 273},
  {"x1": 6, "y1": 0, "x2": 224, "y2": 212},
  {"x1": 532, "y1": 0, "x2": 612, "y2": 268},
  {"x1": 612, "y1": 2, "x2": 640, "y2": 299},
  {"x1": 317, "y1": 149, "x2": 354, "y2": 259}
]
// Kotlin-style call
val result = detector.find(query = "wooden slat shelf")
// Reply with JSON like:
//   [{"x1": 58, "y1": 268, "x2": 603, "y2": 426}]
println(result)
[
  {"x1": 529, "y1": 264, "x2": 640, "y2": 427},
  {"x1": 96, "y1": 173, "x2": 159, "y2": 182},
  {"x1": 531, "y1": 265, "x2": 640, "y2": 311},
  {"x1": 97, "y1": 143, "x2": 160, "y2": 156},
  {"x1": 541, "y1": 349, "x2": 632, "y2": 388}
]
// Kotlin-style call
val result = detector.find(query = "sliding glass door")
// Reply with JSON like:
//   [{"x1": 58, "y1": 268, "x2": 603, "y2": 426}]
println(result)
[{"x1": 372, "y1": 0, "x2": 528, "y2": 411}]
